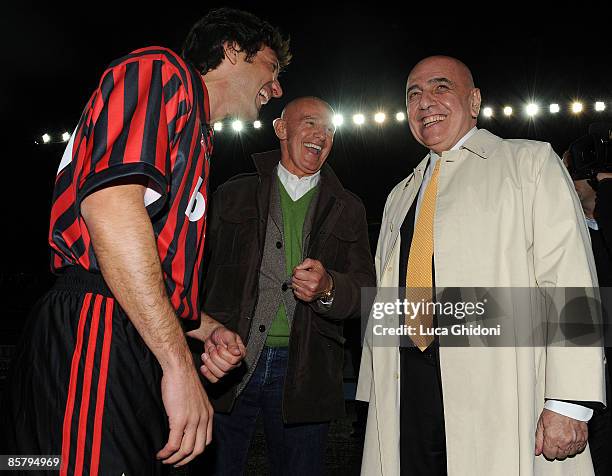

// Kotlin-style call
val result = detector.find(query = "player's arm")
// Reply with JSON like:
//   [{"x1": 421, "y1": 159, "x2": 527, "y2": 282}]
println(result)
[{"x1": 81, "y1": 180, "x2": 212, "y2": 467}]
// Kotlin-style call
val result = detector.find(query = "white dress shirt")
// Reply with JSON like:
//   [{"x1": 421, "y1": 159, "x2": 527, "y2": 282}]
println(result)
[
  {"x1": 586, "y1": 217, "x2": 599, "y2": 231},
  {"x1": 277, "y1": 162, "x2": 320, "y2": 201}
]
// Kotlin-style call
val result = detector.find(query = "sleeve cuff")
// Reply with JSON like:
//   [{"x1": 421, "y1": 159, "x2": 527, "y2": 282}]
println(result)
[
  {"x1": 78, "y1": 162, "x2": 168, "y2": 217},
  {"x1": 544, "y1": 400, "x2": 594, "y2": 422}
]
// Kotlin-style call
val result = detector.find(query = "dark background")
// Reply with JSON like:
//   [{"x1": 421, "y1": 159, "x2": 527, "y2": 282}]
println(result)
[
  {"x1": 2, "y1": 3, "x2": 612, "y2": 337},
  {"x1": 1, "y1": 7, "x2": 611, "y2": 470}
]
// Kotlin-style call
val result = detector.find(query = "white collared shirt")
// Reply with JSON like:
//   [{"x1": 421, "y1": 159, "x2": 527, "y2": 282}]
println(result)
[
  {"x1": 276, "y1": 162, "x2": 320, "y2": 201},
  {"x1": 586, "y1": 217, "x2": 599, "y2": 231}
]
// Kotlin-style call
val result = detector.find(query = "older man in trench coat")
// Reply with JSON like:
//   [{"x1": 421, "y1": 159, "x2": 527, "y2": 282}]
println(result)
[{"x1": 357, "y1": 56, "x2": 606, "y2": 475}]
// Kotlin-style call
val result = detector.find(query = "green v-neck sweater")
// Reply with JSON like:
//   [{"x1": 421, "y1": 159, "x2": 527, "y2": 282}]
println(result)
[{"x1": 265, "y1": 178, "x2": 318, "y2": 347}]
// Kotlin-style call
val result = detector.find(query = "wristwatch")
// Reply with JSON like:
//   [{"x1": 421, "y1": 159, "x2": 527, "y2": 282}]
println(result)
[{"x1": 318, "y1": 274, "x2": 335, "y2": 306}]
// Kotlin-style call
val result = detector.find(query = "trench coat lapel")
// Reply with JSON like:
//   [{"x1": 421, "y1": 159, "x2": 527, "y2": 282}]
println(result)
[{"x1": 380, "y1": 156, "x2": 429, "y2": 275}]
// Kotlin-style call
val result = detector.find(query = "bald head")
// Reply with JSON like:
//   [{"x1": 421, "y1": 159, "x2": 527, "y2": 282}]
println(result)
[
  {"x1": 405, "y1": 55, "x2": 481, "y2": 154},
  {"x1": 408, "y1": 56, "x2": 474, "y2": 89},
  {"x1": 280, "y1": 96, "x2": 334, "y2": 120},
  {"x1": 273, "y1": 96, "x2": 336, "y2": 177}
]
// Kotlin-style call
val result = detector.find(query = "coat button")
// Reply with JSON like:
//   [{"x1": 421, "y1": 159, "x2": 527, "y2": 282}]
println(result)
[
  {"x1": 259, "y1": 325, "x2": 266, "y2": 332},
  {"x1": 281, "y1": 283, "x2": 288, "y2": 291},
  {"x1": 276, "y1": 241, "x2": 282, "y2": 249}
]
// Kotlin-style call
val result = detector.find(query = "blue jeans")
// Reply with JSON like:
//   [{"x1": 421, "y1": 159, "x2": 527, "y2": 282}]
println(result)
[{"x1": 210, "y1": 346, "x2": 330, "y2": 475}]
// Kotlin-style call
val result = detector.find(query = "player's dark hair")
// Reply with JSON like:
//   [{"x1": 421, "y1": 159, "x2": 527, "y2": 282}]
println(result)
[{"x1": 182, "y1": 8, "x2": 291, "y2": 74}]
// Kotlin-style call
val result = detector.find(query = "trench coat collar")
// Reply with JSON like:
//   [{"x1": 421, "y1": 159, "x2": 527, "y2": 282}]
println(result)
[
  {"x1": 404, "y1": 155, "x2": 430, "y2": 189},
  {"x1": 454, "y1": 128, "x2": 501, "y2": 160},
  {"x1": 404, "y1": 129, "x2": 502, "y2": 190},
  {"x1": 414, "y1": 128, "x2": 503, "y2": 173}
]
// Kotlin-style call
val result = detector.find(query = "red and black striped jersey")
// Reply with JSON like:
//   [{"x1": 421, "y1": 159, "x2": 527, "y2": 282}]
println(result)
[{"x1": 49, "y1": 46, "x2": 213, "y2": 321}]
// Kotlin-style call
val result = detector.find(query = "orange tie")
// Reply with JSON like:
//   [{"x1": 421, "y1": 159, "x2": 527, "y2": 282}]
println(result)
[{"x1": 405, "y1": 160, "x2": 440, "y2": 351}]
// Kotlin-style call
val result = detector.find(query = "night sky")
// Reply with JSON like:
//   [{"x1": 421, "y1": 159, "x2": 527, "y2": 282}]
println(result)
[{"x1": 3, "y1": 3, "x2": 612, "y2": 275}]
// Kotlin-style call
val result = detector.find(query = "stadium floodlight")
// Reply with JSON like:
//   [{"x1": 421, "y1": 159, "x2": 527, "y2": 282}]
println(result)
[
  {"x1": 482, "y1": 107, "x2": 493, "y2": 118},
  {"x1": 232, "y1": 120, "x2": 243, "y2": 132},
  {"x1": 353, "y1": 114, "x2": 365, "y2": 125},
  {"x1": 549, "y1": 103, "x2": 560, "y2": 114},
  {"x1": 62, "y1": 132, "x2": 70, "y2": 142},
  {"x1": 595, "y1": 101, "x2": 606, "y2": 112},
  {"x1": 374, "y1": 112, "x2": 386, "y2": 124},
  {"x1": 332, "y1": 114, "x2": 344, "y2": 126},
  {"x1": 395, "y1": 112, "x2": 406, "y2": 121},
  {"x1": 503, "y1": 106, "x2": 513, "y2": 116},
  {"x1": 213, "y1": 122, "x2": 223, "y2": 131},
  {"x1": 253, "y1": 120, "x2": 262, "y2": 129},
  {"x1": 526, "y1": 103, "x2": 539, "y2": 117},
  {"x1": 42, "y1": 133, "x2": 51, "y2": 144},
  {"x1": 571, "y1": 102, "x2": 583, "y2": 114}
]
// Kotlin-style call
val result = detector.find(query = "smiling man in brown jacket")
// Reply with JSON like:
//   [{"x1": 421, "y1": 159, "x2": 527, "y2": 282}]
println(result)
[{"x1": 187, "y1": 96, "x2": 375, "y2": 475}]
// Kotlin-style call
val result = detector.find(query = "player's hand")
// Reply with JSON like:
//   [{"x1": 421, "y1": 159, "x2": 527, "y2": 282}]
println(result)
[
  {"x1": 199, "y1": 326, "x2": 246, "y2": 383},
  {"x1": 534, "y1": 409, "x2": 588, "y2": 460},
  {"x1": 156, "y1": 364, "x2": 214, "y2": 466},
  {"x1": 291, "y1": 258, "x2": 332, "y2": 302}
]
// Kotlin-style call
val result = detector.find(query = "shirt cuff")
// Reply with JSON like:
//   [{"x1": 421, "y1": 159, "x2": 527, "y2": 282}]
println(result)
[{"x1": 544, "y1": 400, "x2": 594, "y2": 422}]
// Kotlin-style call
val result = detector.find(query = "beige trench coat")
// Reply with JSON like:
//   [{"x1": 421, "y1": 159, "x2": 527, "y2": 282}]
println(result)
[{"x1": 356, "y1": 129, "x2": 606, "y2": 476}]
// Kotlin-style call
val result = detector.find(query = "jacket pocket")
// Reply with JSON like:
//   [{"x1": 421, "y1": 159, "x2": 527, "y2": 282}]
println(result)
[
  {"x1": 323, "y1": 226, "x2": 358, "y2": 272},
  {"x1": 309, "y1": 318, "x2": 345, "y2": 385},
  {"x1": 312, "y1": 317, "x2": 346, "y2": 345},
  {"x1": 216, "y1": 209, "x2": 258, "y2": 265},
  {"x1": 330, "y1": 225, "x2": 358, "y2": 242}
]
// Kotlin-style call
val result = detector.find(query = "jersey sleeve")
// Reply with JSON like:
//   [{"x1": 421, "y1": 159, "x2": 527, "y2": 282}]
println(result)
[{"x1": 74, "y1": 56, "x2": 191, "y2": 216}]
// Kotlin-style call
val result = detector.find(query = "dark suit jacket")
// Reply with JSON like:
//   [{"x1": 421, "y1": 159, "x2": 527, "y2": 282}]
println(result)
[{"x1": 594, "y1": 180, "x2": 612, "y2": 287}]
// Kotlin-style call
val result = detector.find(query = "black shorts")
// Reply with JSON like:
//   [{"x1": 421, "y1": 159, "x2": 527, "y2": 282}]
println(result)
[{"x1": 1, "y1": 267, "x2": 170, "y2": 475}]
